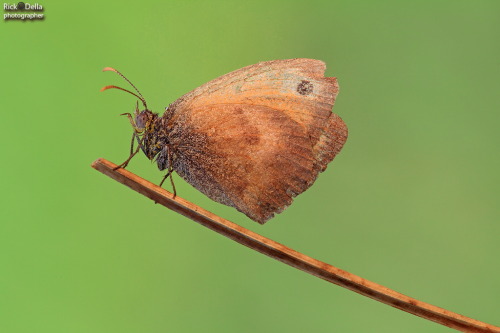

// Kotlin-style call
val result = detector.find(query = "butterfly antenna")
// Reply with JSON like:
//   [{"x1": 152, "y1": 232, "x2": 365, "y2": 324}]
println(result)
[
  {"x1": 101, "y1": 67, "x2": 148, "y2": 110},
  {"x1": 100, "y1": 85, "x2": 148, "y2": 109}
]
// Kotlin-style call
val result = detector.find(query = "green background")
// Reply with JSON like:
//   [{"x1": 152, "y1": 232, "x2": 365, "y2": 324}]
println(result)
[{"x1": 1, "y1": 1, "x2": 498, "y2": 332}]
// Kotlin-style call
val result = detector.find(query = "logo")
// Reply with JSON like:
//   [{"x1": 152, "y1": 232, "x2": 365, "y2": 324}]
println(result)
[{"x1": 3, "y1": 2, "x2": 44, "y2": 21}]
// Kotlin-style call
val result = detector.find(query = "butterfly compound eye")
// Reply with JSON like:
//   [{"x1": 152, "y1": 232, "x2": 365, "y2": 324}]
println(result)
[{"x1": 135, "y1": 110, "x2": 152, "y2": 129}]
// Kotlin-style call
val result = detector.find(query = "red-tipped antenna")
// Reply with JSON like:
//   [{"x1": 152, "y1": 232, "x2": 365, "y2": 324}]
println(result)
[
  {"x1": 101, "y1": 67, "x2": 148, "y2": 110},
  {"x1": 100, "y1": 85, "x2": 145, "y2": 102}
]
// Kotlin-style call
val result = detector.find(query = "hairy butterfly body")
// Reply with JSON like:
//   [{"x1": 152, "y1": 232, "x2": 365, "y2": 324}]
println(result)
[{"x1": 102, "y1": 59, "x2": 348, "y2": 224}]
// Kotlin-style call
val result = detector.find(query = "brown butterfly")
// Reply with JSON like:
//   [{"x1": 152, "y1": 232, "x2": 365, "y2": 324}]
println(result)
[{"x1": 101, "y1": 59, "x2": 348, "y2": 224}]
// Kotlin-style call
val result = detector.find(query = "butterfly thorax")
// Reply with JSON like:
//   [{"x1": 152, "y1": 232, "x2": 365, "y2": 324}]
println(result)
[{"x1": 134, "y1": 110, "x2": 169, "y2": 163}]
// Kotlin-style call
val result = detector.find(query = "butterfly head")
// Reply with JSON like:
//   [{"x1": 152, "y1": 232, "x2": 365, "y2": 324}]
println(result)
[{"x1": 133, "y1": 104, "x2": 156, "y2": 132}]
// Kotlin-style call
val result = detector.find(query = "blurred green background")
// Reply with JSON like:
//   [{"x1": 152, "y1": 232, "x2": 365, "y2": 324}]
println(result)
[{"x1": 1, "y1": 0, "x2": 498, "y2": 332}]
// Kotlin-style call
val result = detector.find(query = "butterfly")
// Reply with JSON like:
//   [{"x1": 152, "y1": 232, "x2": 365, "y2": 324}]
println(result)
[{"x1": 101, "y1": 59, "x2": 348, "y2": 224}]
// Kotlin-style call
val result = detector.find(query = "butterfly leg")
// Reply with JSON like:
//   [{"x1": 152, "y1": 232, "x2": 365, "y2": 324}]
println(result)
[
  {"x1": 168, "y1": 165, "x2": 176, "y2": 198},
  {"x1": 158, "y1": 145, "x2": 176, "y2": 197},
  {"x1": 114, "y1": 134, "x2": 144, "y2": 170},
  {"x1": 159, "y1": 170, "x2": 171, "y2": 187},
  {"x1": 129, "y1": 131, "x2": 136, "y2": 155},
  {"x1": 159, "y1": 170, "x2": 175, "y2": 197}
]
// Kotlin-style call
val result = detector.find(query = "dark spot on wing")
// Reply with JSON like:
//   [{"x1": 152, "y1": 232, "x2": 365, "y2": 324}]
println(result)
[{"x1": 297, "y1": 80, "x2": 313, "y2": 95}]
